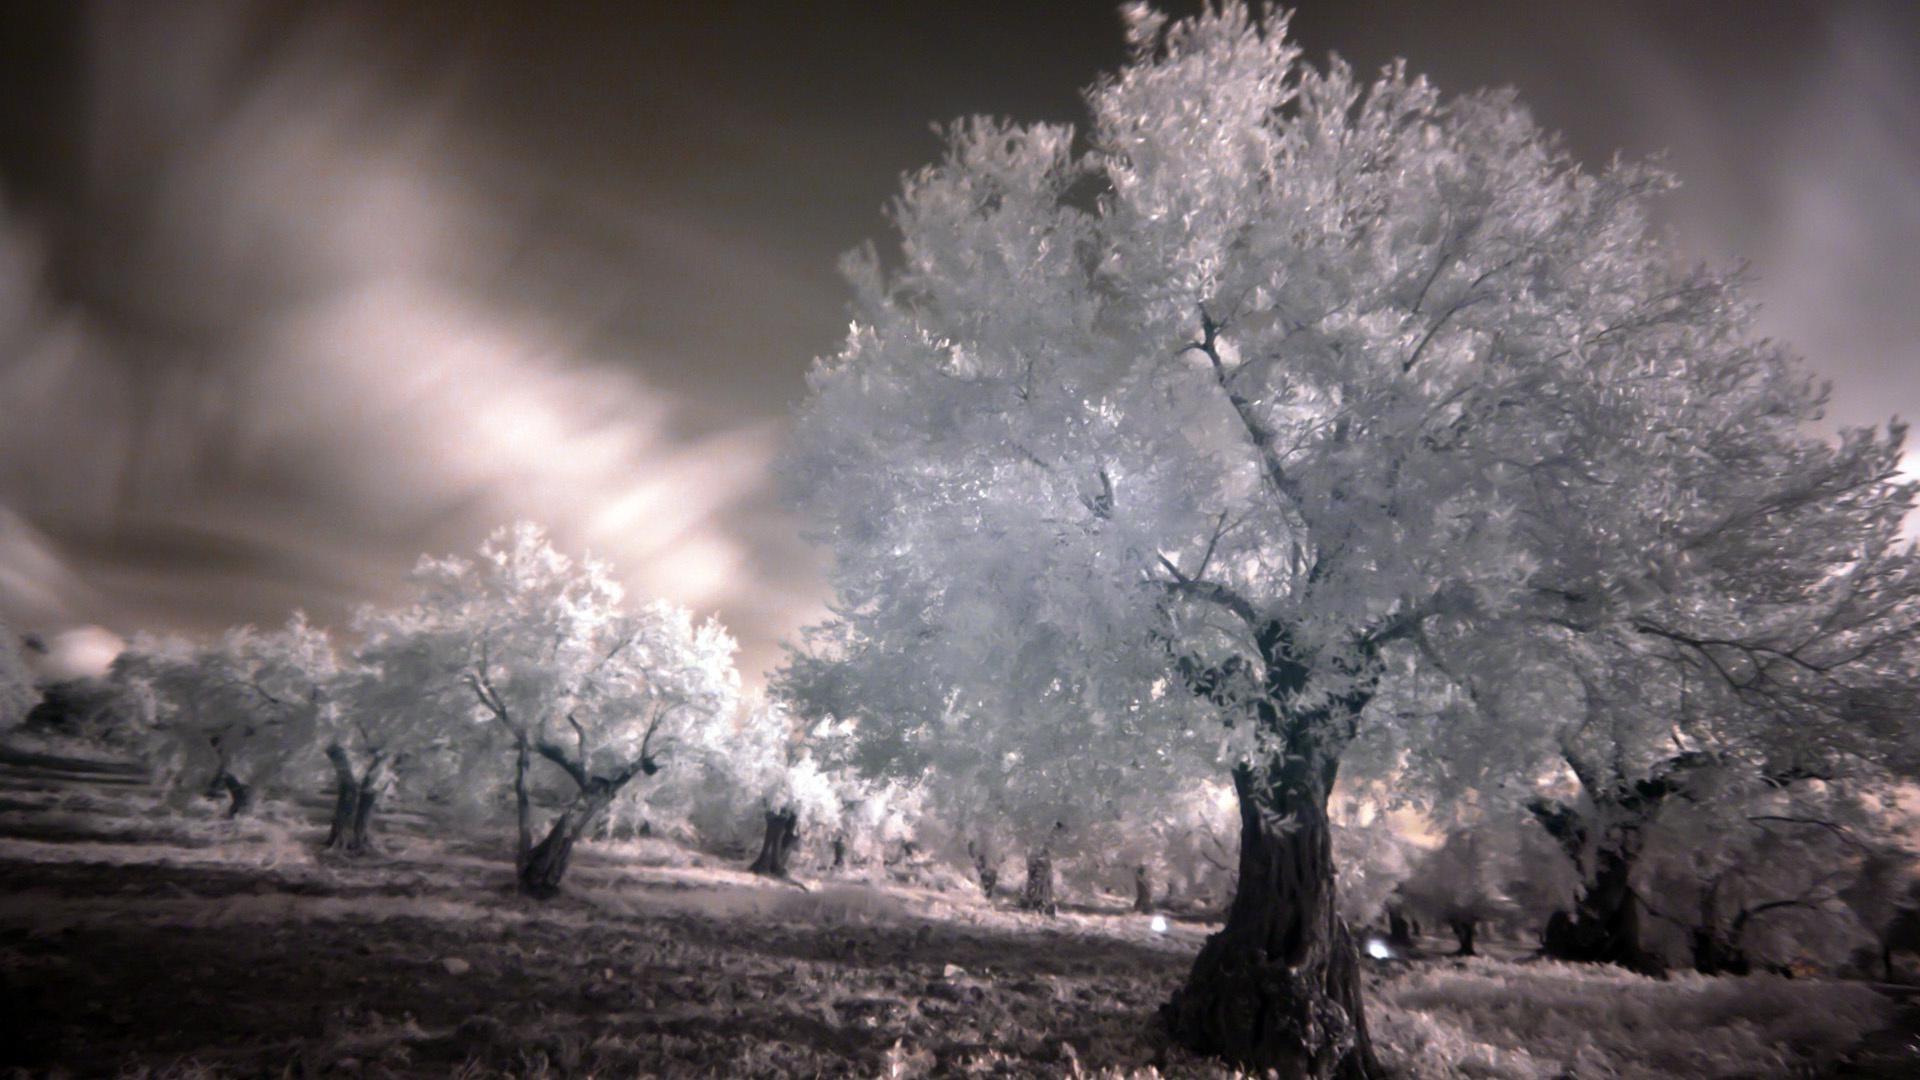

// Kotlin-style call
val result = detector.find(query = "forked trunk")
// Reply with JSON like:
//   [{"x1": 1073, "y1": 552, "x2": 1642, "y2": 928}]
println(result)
[
  {"x1": 519, "y1": 785, "x2": 616, "y2": 898},
  {"x1": 748, "y1": 808, "x2": 800, "y2": 878},
  {"x1": 1134, "y1": 865, "x2": 1154, "y2": 914},
  {"x1": 1164, "y1": 762, "x2": 1379, "y2": 1080},
  {"x1": 1019, "y1": 849, "x2": 1056, "y2": 914},
  {"x1": 324, "y1": 747, "x2": 385, "y2": 855}
]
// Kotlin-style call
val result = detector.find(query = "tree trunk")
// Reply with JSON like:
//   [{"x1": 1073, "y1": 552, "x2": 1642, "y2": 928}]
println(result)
[
  {"x1": 324, "y1": 747, "x2": 385, "y2": 855},
  {"x1": 969, "y1": 842, "x2": 999, "y2": 898},
  {"x1": 748, "y1": 808, "x2": 800, "y2": 878},
  {"x1": 1387, "y1": 907, "x2": 1415, "y2": 949},
  {"x1": 512, "y1": 735, "x2": 533, "y2": 875},
  {"x1": 1019, "y1": 848, "x2": 1056, "y2": 914},
  {"x1": 1164, "y1": 762, "x2": 1379, "y2": 1079},
  {"x1": 326, "y1": 771, "x2": 357, "y2": 848},
  {"x1": 217, "y1": 770, "x2": 253, "y2": 818},
  {"x1": 1449, "y1": 917, "x2": 1477, "y2": 957},
  {"x1": 518, "y1": 784, "x2": 616, "y2": 898},
  {"x1": 831, "y1": 835, "x2": 846, "y2": 871},
  {"x1": 1135, "y1": 865, "x2": 1154, "y2": 914},
  {"x1": 1540, "y1": 845, "x2": 1661, "y2": 973},
  {"x1": 1689, "y1": 926, "x2": 1749, "y2": 975}
]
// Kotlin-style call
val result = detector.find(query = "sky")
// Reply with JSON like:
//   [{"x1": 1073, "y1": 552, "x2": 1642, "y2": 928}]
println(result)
[{"x1": 0, "y1": 1, "x2": 1915, "y2": 682}]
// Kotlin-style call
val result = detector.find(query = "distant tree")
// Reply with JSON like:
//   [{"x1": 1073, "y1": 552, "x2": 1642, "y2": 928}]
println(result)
[
  {"x1": 379, "y1": 523, "x2": 740, "y2": 896},
  {"x1": 0, "y1": 624, "x2": 33, "y2": 730},
  {"x1": 722, "y1": 699, "x2": 848, "y2": 880},
  {"x1": 1839, "y1": 849, "x2": 1920, "y2": 981},
  {"x1": 1398, "y1": 821, "x2": 1524, "y2": 957},
  {"x1": 1330, "y1": 794, "x2": 1424, "y2": 939},
  {"x1": 116, "y1": 616, "x2": 333, "y2": 817},
  {"x1": 785, "y1": 5, "x2": 1916, "y2": 1072}
]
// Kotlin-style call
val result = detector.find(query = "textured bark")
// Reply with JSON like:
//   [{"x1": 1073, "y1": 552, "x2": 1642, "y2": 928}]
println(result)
[
  {"x1": 1163, "y1": 763, "x2": 1380, "y2": 1080},
  {"x1": 519, "y1": 785, "x2": 616, "y2": 898},
  {"x1": 748, "y1": 808, "x2": 800, "y2": 878},
  {"x1": 323, "y1": 747, "x2": 385, "y2": 854},
  {"x1": 1019, "y1": 849, "x2": 1056, "y2": 914}
]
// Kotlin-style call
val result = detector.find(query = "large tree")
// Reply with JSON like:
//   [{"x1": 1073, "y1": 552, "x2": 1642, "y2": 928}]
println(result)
[{"x1": 785, "y1": 6, "x2": 1914, "y2": 1074}]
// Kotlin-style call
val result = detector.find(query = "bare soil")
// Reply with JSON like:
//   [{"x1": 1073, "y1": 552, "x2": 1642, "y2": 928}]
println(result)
[{"x1": 0, "y1": 842, "x2": 1240, "y2": 1078}]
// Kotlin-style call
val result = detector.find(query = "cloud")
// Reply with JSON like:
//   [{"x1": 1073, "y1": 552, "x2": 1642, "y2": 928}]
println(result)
[{"x1": 0, "y1": 4, "x2": 814, "y2": 675}]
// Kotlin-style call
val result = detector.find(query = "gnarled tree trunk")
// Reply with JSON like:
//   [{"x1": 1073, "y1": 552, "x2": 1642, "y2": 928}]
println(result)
[
  {"x1": 1019, "y1": 848, "x2": 1056, "y2": 914},
  {"x1": 519, "y1": 783, "x2": 617, "y2": 898},
  {"x1": 1164, "y1": 762, "x2": 1379, "y2": 1080},
  {"x1": 1540, "y1": 844, "x2": 1658, "y2": 972},
  {"x1": 324, "y1": 746, "x2": 386, "y2": 854},
  {"x1": 748, "y1": 807, "x2": 800, "y2": 878}
]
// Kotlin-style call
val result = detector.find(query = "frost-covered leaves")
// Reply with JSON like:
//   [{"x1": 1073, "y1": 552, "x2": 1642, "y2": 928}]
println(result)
[
  {"x1": 787, "y1": 3, "x2": 1918, "y2": 829},
  {"x1": 361, "y1": 522, "x2": 741, "y2": 795},
  {"x1": 113, "y1": 613, "x2": 337, "y2": 801}
]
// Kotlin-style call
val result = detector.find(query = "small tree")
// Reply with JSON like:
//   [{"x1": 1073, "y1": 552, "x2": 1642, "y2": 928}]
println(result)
[
  {"x1": 0, "y1": 624, "x2": 34, "y2": 731},
  {"x1": 117, "y1": 616, "x2": 333, "y2": 817},
  {"x1": 381, "y1": 523, "x2": 740, "y2": 896},
  {"x1": 1398, "y1": 821, "x2": 1522, "y2": 957}
]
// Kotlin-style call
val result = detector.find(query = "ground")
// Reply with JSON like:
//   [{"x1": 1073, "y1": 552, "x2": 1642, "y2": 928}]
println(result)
[{"x1": 1, "y1": 736, "x2": 1915, "y2": 1078}]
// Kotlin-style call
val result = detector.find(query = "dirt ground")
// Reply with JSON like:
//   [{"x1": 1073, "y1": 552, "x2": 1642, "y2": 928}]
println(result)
[
  {"x1": 2, "y1": 742, "x2": 1915, "y2": 1079},
  {"x1": 0, "y1": 840, "x2": 1245, "y2": 1078}
]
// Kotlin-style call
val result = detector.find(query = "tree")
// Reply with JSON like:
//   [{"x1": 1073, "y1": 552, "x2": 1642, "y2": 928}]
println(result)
[
  {"x1": 0, "y1": 624, "x2": 34, "y2": 731},
  {"x1": 319, "y1": 607, "x2": 478, "y2": 855},
  {"x1": 1398, "y1": 820, "x2": 1523, "y2": 957},
  {"x1": 381, "y1": 523, "x2": 740, "y2": 896},
  {"x1": 116, "y1": 617, "x2": 332, "y2": 817},
  {"x1": 723, "y1": 698, "x2": 848, "y2": 880},
  {"x1": 785, "y1": 5, "x2": 1915, "y2": 1073}
]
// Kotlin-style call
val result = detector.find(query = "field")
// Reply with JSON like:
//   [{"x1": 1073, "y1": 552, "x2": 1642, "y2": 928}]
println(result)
[{"x1": 1, "y1": 740, "x2": 1915, "y2": 1079}]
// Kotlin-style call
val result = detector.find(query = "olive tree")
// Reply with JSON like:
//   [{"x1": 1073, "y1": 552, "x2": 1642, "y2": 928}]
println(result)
[
  {"x1": 116, "y1": 616, "x2": 333, "y2": 817},
  {"x1": 380, "y1": 523, "x2": 740, "y2": 896},
  {"x1": 785, "y1": 5, "x2": 1915, "y2": 1073}
]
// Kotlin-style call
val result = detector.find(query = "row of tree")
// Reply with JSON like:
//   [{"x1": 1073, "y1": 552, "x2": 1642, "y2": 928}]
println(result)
[{"x1": 4, "y1": 6, "x2": 1918, "y2": 1075}]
